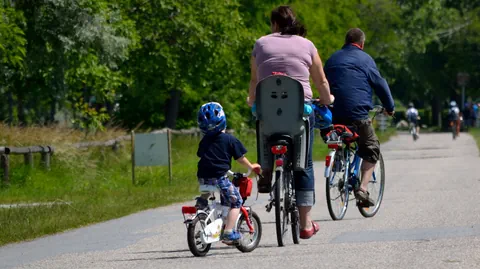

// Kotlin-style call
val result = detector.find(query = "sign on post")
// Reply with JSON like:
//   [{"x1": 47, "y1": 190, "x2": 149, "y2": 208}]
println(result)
[
  {"x1": 457, "y1": 72, "x2": 470, "y2": 110},
  {"x1": 131, "y1": 130, "x2": 172, "y2": 184}
]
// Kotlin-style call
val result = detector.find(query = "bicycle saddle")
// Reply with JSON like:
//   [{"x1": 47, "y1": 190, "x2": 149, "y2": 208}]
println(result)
[{"x1": 267, "y1": 134, "x2": 293, "y2": 146}]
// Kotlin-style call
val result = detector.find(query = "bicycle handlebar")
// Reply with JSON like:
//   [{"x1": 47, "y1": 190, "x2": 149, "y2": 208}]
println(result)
[
  {"x1": 227, "y1": 167, "x2": 262, "y2": 178},
  {"x1": 227, "y1": 168, "x2": 252, "y2": 178},
  {"x1": 371, "y1": 105, "x2": 385, "y2": 114}
]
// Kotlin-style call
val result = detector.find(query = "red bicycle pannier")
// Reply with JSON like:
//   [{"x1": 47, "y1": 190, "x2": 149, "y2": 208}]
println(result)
[{"x1": 234, "y1": 177, "x2": 253, "y2": 198}]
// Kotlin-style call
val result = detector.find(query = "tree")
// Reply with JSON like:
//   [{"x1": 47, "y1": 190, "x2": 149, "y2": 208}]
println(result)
[
  {"x1": 119, "y1": 0, "x2": 254, "y2": 129},
  {"x1": 0, "y1": 6, "x2": 26, "y2": 124},
  {"x1": 10, "y1": 0, "x2": 137, "y2": 130}
]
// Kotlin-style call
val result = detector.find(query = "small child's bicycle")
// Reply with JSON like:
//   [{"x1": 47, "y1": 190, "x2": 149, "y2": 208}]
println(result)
[{"x1": 181, "y1": 169, "x2": 262, "y2": 257}]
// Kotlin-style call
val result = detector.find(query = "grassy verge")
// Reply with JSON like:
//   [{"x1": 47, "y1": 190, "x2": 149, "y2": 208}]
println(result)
[
  {"x1": 0, "y1": 125, "x2": 396, "y2": 246},
  {"x1": 469, "y1": 128, "x2": 480, "y2": 151}
]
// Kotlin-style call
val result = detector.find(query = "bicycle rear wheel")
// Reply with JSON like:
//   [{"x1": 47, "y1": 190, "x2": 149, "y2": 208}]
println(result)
[
  {"x1": 285, "y1": 170, "x2": 300, "y2": 244},
  {"x1": 187, "y1": 214, "x2": 211, "y2": 257},
  {"x1": 358, "y1": 153, "x2": 385, "y2": 218},
  {"x1": 326, "y1": 151, "x2": 349, "y2": 220},
  {"x1": 411, "y1": 125, "x2": 418, "y2": 141},
  {"x1": 274, "y1": 170, "x2": 287, "y2": 247}
]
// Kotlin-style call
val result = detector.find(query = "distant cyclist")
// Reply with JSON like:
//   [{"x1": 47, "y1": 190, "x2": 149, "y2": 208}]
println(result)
[
  {"x1": 406, "y1": 102, "x2": 420, "y2": 139},
  {"x1": 448, "y1": 101, "x2": 460, "y2": 137}
]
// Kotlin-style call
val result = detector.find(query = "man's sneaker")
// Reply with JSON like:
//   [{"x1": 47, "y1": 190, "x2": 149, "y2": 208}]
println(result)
[
  {"x1": 221, "y1": 231, "x2": 241, "y2": 245},
  {"x1": 355, "y1": 189, "x2": 375, "y2": 207},
  {"x1": 194, "y1": 197, "x2": 208, "y2": 210}
]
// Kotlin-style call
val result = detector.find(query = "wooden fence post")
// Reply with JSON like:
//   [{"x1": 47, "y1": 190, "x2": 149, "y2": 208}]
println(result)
[
  {"x1": 24, "y1": 151, "x2": 34, "y2": 168},
  {"x1": 167, "y1": 129, "x2": 172, "y2": 184},
  {"x1": 112, "y1": 141, "x2": 120, "y2": 152},
  {"x1": 40, "y1": 152, "x2": 51, "y2": 170},
  {"x1": 1, "y1": 154, "x2": 9, "y2": 185},
  {"x1": 131, "y1": 130, "x2": 136, "y2": 185}
]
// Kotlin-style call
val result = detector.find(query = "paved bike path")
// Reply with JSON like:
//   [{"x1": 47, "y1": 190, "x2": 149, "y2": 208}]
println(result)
[{"x1": 2, "y1": 133, "x2": 480, "y2": 269}]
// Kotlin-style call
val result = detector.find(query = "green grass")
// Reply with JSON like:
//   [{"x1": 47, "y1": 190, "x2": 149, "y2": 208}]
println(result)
[
  {"x1": 378, "y1": 128, "x2": 397, "y2": 143},
  {"x1": 0, "y1": 126, "x2": 396, "y2": 246},
  {"x1": 0, "y1": 135, "x2": 201, "y2": 246},
  {"x1": 469, "y1": 128, "x2": 480, "y2": 151}
]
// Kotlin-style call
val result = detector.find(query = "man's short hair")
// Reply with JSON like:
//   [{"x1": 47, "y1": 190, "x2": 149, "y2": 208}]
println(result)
[{"x1": 345, "y1": 28, "x2": 365, "y2": 45}]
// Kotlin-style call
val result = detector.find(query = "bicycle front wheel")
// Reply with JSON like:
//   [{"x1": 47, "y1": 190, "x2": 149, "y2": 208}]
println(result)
[
  {"x1": 358, "y1": 153, "x2": 385, "y2": 218},
  {"x1": 274, "y1": 170, "x2": 287, "y2": 247},
  {"x1": 236, "y1": 211, "x2": 262, "y2": 253},
  {"x1": 326, "y1": 152, "x2": 349, "y2": 220}
]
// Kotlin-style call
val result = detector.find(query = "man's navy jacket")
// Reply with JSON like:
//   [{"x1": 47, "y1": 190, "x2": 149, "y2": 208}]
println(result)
[{"x1": 324, "y1": 44, "x2": 395, "y2": 121}]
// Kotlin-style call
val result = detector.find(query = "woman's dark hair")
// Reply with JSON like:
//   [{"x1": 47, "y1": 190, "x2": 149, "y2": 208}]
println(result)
[{"x1": 270, "y1": 6, "x2": 307, "y2": 37}]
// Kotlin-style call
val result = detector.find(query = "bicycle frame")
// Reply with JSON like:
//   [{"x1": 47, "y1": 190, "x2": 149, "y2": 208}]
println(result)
[
  {"x1": 182, "y1": 204, "x2": 255, "y2": 244},
  {"x1": 325, "y1": 141, "x2": 378, "y2": 193},
  {"x1": 266, "y1": 143, "x2": 298, "y2": 203},
  {"x1": 272, "y1": 145, "x2": 287, "y2": 189},
  {"x1": 266, "y1": 145, "x2": 288, "y2": 211}
]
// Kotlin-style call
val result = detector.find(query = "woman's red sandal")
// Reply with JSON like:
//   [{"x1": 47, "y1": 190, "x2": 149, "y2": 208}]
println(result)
[{"x1": 300, "y1": 221, "x2": 319, "y2": 239}]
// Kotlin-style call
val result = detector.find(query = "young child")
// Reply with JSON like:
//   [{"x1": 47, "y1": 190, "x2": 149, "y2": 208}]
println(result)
[{"x1": 196, "y1": 102, "x2": 261, "y2": 245}]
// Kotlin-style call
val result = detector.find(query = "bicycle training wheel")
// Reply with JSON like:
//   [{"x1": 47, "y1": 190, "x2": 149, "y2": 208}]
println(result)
[
  {"x1": 285, "y1": 170, "x2": 300, "y2": 244},
  {"x1": 236, "y1": 211, "x2": 262, "y2": 252},
  {"x1": 326, "y1": 152, "x2": 349, "y2": 220},
  {"x1": 358, "y1": 153, "x2": 385, "y2": 218},
  {"x1": 187, "y1": 214, "x2": 211, "y2": 257},
  {"x1": 274, "y1": 170, "x2": 288, "y2": 247}
]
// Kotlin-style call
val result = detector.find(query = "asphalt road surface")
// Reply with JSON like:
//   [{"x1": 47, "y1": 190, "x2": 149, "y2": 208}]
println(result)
[{"x1": 2, "y1": 132, "x2": 480, "y2": 269}]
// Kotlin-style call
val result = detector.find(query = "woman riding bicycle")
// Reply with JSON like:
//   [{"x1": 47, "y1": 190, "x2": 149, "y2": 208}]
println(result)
[{"x1": 247, "y1": 5, "x2": 334, "y2": 239}]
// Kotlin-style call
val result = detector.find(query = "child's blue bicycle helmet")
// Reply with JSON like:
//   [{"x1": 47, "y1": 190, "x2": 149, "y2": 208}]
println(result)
[
  {"x1": 197, "y1": 102, "x2": 227, "y2": 135},
  {"x1": 311, "y1": 102, "x2": 333, "y2": 129}
]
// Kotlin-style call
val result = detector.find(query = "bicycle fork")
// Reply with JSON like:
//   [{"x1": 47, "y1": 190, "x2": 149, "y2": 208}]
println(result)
[{"x1": 239, "y1": 207, "x2": 255, "y2": 233}]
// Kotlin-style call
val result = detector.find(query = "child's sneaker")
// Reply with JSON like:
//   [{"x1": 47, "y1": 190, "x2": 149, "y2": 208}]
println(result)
[{"x1": 221, "y1": 231, "x2": 241, "y2": 245}]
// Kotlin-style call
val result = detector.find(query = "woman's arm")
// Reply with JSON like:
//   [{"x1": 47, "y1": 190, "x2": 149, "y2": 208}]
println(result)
[
  {"x1": 247, "y1": 56, "x2": 258, "y2": 107},
  {"x1": 310, "y1": 52, "x2": 334, "y2": 105}
]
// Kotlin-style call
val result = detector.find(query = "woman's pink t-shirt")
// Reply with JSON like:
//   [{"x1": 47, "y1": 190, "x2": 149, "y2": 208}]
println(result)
[{"x1": 252, "y1": 33, "x2": 317, "y2": 100}]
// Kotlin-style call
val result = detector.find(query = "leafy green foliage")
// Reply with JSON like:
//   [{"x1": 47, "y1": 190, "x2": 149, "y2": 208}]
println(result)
[{"x1": 1, "y1": 0, "x2": 480, "y2": 129}]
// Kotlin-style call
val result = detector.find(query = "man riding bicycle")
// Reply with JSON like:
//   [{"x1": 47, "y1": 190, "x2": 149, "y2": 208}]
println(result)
[
  {"x1": 406, "y1": 102, "x2": 420, "y2": 138},
  {"x1": 448, "y1": 101, "x2": 461, "y2": 137},
  {"x1": 324, "y1": 28, "x2": 394, "y2": 206}
]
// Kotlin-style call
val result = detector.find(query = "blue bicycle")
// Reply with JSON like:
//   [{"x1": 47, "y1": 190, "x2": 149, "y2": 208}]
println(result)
[{"x1": 324, "y1": 106, "x2": 386, "y2": 220}]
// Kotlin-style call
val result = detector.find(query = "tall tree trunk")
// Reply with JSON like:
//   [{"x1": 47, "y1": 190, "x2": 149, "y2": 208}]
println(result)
[
  {"x1": 165, "y1": 90, "x2": 181, "y2": 129},
  {"x1": 7, "y1": 90, "x2": 13, "y2": 126},
  {"x1": 17, "y1": 95, "x2": 26, "y2": 125},
  {"x1": 49, "y1": 96, "x2": 56, "y2": 124},
  {"x1": 431, "y1": 96, "x2": 441, "y2": 128}
]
